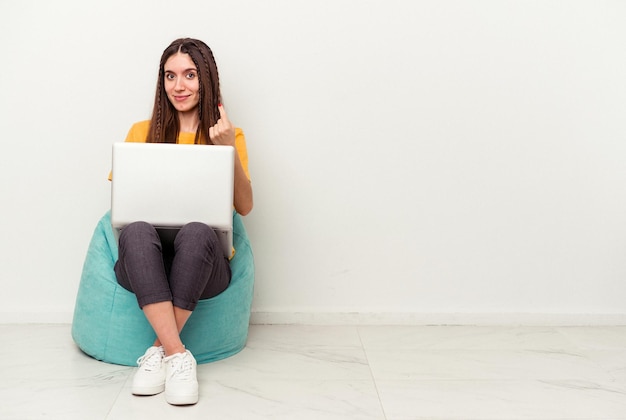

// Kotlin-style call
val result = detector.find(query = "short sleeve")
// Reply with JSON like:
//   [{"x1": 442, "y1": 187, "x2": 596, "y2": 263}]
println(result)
[{"x1": 234, "y1": 128, "x2": 251, "y2": 181}]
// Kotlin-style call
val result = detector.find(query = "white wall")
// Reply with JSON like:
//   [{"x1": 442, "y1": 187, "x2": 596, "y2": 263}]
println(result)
[{"x1": 1, "y1": 0, "x2": 625, "y2": 324}]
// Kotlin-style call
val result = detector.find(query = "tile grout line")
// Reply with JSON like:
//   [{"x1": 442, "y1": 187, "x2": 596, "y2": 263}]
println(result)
[
  {"x1": 104, "y1": 367, "x2": 134, "y2": 419},
  {"x1": 356, "y1": 326, "x2": 389, "y2": 420}
]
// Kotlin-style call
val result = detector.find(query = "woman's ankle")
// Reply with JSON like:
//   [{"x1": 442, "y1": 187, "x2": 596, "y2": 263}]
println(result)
[{"x1": 163, "y1": 344, "x2": 186, "y2": 357}]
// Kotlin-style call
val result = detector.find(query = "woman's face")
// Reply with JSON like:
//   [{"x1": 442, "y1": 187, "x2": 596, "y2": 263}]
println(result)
[{"x1": 163, "y1": 52, "x2": 200, "y2": 114}]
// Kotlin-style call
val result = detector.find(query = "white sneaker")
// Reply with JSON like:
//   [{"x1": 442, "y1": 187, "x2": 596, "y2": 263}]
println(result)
[
  {"x1": 132, "y1": 346, "x2": 166, "y2": 396},
  {"x1": 164, "y1": 350, "x2": 198, "y2": 405}
]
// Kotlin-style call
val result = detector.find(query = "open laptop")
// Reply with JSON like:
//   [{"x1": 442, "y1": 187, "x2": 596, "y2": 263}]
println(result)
[{"x1": 110, "y1": 142, "x2": 235, "y2": 258}]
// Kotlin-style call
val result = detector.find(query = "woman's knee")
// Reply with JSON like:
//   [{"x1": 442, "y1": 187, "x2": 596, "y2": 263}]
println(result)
[
  {"x1": 176, "y1": 222, "x2": 218, "y2": 246},
  {"x1": 118, "y1": 221, "x2": 159, "y2": 247}
]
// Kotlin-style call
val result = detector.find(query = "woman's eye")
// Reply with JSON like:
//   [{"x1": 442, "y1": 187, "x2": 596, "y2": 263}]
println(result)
[
  {"x1": 186, "y1": 72, "x2": 196, "y2": 79},
  {"x1": 165, "y1": 73, "x2": 175, "y2": 80}
]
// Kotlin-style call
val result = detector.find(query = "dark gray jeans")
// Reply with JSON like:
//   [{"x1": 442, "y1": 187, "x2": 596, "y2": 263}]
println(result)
[{"x1": 114, "y1": 221, "x2": 231, "y2": 311}]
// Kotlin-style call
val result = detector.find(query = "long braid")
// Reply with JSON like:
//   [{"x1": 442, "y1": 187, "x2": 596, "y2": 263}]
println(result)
[
  {"x1": 192, "y1": 40, "x2": 221, "y2": 145},
  {"x1": 204, "y1": 44, "x2": 221, "y2": 125},
  {"x1": 154, "y1": 81, "x2": 163, "y2": 142},
  {"x1": 148, "y1": 60, "x2": 166, "y2": 143}
]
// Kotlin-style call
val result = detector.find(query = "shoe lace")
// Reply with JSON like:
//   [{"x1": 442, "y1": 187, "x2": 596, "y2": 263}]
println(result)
[
  {"x1": 136, "y1": 347, "x2": 163, "y2": 372},
  {"x1": 167, "y1": 353, "x2": 193, "y2": 380}
]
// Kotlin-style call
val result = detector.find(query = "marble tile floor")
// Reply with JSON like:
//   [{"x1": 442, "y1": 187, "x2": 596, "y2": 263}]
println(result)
[{"x1": 1, "y1": 324, "x2": 625, "y2": 420}]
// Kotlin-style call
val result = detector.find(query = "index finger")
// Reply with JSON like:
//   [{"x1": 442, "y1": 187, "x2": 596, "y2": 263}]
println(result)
[{"x1": 217, "y1": 104, "x2": 230, "y2": 122}]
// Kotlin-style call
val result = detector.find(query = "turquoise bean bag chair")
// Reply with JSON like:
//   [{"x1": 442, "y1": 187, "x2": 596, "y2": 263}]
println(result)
[{"x1": 71, "y1": 211, "x2": 254, "y2": 366}]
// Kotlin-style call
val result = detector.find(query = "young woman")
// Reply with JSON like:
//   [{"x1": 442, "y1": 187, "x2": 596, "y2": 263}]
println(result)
[{"x1": 112, "y1": 38, "x2": 253, "y2": 405}]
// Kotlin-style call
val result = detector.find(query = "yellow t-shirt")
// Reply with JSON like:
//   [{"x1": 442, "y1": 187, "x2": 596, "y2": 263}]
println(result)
[{"x1": 109, "y1": 120, "x2": 251, "y2": 181}]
